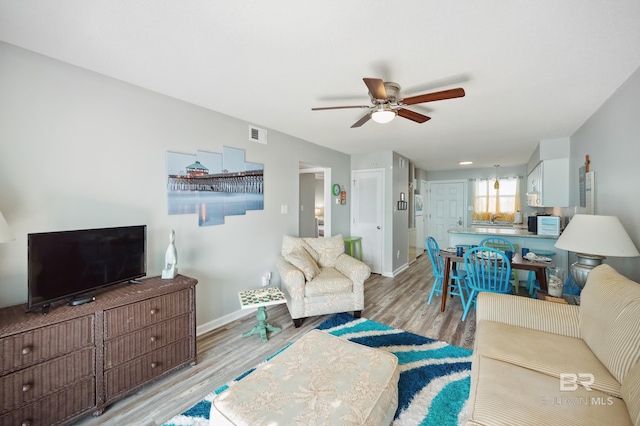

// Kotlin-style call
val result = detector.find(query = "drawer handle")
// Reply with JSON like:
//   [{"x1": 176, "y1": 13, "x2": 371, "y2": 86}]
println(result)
[
  {"x1": 151, "y1": 362, "x2": 158, "y2": 369},
  {"x1": 22, "y1": 382, "x2": 32, "y2": 392},
  {"x1": 150, "y1": 309, "x2": 157, "y2": 315},
  {"x1": 21, "y1": 346, "x2": 33, "y2": 355},
  {"x1": 150, "y1": 336, "x2": 157, "y2": 342},
  {"x1": 21, "y1": 420, "x2": 32, "y2": 426}
]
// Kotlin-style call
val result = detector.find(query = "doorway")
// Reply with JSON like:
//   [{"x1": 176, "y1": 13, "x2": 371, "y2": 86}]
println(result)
[
  {"x1": 351, "y1": 169, "x2": 384, "y2": 274},
  {"x1": 299, "y1": 163, "x2": 331, "y2": 238},
  {"x1": 427, "y1": 180, "x2": 466, "y2": 249}
]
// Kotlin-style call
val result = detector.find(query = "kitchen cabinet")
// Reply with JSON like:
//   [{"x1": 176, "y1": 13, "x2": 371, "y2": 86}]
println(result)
[{"x1": 526, "y1": 158, "x2": 569, "y2": 207}]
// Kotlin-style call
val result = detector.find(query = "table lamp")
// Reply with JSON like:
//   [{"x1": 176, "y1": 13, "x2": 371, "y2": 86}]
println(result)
[
  {"x1": 554, "y1": 214, "x2": 639, "y2": 288},
  {"x1": 0, "y1": 210, "x2": 15, "y2": 244}
]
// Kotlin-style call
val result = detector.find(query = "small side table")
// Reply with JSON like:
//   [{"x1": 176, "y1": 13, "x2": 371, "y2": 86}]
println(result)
[
  {"x1": 343, "y1": 236, "x2": 363, "y2": 261},
  {"x1": 238, "y1": 287, "x2": 287, "y2": 342}
]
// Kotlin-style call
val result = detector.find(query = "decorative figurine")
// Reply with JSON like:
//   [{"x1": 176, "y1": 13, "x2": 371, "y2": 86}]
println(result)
[{"x1": 161, "y1": 230, "x2": 178, "y2": 279}]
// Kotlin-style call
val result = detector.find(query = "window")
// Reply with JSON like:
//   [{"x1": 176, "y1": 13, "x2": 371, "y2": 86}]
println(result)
[{"x1": 472, "y1": 178, "x2": 520, "y2": 222}]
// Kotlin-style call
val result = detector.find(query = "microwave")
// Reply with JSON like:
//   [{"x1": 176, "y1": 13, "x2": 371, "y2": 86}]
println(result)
[{"x1": 537, "y1": 216, "x2": 561, "y2": 236}]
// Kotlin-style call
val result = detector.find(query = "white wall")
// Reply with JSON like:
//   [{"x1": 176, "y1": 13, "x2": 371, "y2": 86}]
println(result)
[
  {"x1": 570, "y1": 65, "x2": 640, "y2": 282},
  {"x1": 0, "y1": 42, "x2": 352, "y2": 330}
]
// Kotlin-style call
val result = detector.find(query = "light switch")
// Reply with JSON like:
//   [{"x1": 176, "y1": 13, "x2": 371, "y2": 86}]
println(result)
[{"x1": 281, "y1": 205, "x2": 288, "y2": 214}]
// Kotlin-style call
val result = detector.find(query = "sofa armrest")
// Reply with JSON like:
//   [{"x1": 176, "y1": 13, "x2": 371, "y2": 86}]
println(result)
[
  {"x1": 334, "y1": 254, "x2": 371, "y2": 290},
  {"x1": 476, "y1": 292, "x2": 581, "y2": 338}
]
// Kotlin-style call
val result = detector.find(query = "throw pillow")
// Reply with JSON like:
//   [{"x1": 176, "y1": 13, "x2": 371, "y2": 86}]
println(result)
[{"x1": 285, "y1": 248, "x2": 321, "y2": 281}]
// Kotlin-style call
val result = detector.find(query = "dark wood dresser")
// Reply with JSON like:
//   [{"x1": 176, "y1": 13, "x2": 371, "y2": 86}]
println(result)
[{"x1": 0, "y1": 275, "x2": 197, "y2": 426}]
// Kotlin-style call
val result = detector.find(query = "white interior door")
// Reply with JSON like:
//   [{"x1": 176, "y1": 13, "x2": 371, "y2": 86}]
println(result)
[
  {"x1": 352, "y1": 169, "x2": 383, "y2": 274},
  {"x1": 428, "y1": 181, "x2": 465, "y2": 249}
]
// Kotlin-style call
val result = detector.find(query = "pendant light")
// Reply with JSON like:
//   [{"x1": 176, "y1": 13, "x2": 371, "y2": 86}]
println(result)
[{"x1": 493, "y1": 165, "x2": 500, "y2": 190}]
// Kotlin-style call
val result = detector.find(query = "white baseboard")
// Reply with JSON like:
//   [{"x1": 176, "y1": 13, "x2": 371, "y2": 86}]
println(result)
[{"x1": 196, "y1": 308, "x2": 255, "y2": 336}]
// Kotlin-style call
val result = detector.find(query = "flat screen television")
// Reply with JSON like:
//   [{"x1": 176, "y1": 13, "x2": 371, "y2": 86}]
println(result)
[{"x1": 28, "y1": 225, "x2": 147, "y2": 312}]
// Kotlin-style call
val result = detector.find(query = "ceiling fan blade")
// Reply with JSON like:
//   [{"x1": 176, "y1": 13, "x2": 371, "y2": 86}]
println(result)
[
  {"x1": 397, "y1": 108, "x2": 431, "y2": 123},
  {"x1": 401, "y1": 88, "x2": 465, "y2": 105},
  {"x1": 363, "y1": 78, "x2": 388, "y2": 100},
  {"x1": 351, "y1": 113, "x2": 371, "y2": 128},
  {"x1": 312, "y1": 105, "x2": 370, "y2": 111}
]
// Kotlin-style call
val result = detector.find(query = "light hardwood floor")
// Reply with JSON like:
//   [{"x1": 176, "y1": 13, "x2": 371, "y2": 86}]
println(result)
[{"x1": 74, "y1": 252, "x2": 476, "y2": 426}]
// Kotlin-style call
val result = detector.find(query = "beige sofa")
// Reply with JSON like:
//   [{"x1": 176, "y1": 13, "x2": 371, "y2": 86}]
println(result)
[
  {"x1": 275, "y1": 234, "x2": 371, "y2": 327},
  {"x1": 467, "y1": 264, "x2": 640, "y2": 426}
]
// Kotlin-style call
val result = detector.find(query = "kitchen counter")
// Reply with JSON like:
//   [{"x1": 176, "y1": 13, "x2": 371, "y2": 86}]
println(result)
[
  {"x1": 449, "y1": 227, "x2": 558, "y2": 239},
  {"x1": 447, "y1": 227, "x2": 568, "y2": 275}
]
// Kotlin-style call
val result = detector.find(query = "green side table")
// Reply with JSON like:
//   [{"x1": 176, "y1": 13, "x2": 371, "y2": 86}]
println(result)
[
  {"x1": 238, "y1": 287, "x2": 287, "y2": 342},
  {"x1": 343, "y1": 236, "x2": 363, "y2": 261}
]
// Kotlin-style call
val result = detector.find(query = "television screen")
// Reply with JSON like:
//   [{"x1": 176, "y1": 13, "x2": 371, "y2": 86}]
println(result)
[{"x1": 28, "y1": 225, "x2": 146, "y2": 311}]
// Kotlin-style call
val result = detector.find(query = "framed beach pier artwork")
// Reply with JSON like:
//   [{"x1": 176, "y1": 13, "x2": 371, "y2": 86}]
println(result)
[{"x1": 166, "y1": 147, "x2": 264, "y2": 226}]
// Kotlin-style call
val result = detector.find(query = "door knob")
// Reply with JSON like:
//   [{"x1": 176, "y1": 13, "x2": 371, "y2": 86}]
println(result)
[{"x1": 377, "y1": 226, "x2": 381, "y2": 229}]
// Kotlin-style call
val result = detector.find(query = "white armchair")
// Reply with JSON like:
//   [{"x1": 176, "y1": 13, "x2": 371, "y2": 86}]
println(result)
[{"x1": 276, "y1": 234, "x2": 371, "y2": 327}]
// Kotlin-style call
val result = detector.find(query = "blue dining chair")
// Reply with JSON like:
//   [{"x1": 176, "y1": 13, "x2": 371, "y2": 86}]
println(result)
[
  {"x1": 479, "y1": 237, "x2": 515, "y2": 253},
  {"x1": 479, "y1": 236, "x2": 519, "y2": 294},
  {"x1": 461, "y1": 246, "x2": 512, "y2": 321},
  {"x1": 425, "y1": 237, "x2": 468, "y2": 306}
]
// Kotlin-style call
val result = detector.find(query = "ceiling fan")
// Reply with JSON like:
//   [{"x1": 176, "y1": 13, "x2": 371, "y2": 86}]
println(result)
[{"x1": 312, "y1": 78, "x2": 465, "y2": 128}]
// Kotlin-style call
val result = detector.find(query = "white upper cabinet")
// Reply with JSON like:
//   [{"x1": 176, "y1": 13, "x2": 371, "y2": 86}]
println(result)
[
  {"x1": 526, "y1": 137, "x2": 571, "y2": 208},
  {"x1": 527, "y1": 158, "x2": 570, "y2": 207}
]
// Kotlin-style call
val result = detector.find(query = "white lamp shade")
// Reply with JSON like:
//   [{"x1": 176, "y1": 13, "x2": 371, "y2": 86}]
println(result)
[
  {"x1": 0, "y1": 210, "x2": 15, "y2": 243},
  {"x1": 554, "y1": 214, "x2": 639, "y2": 257}
]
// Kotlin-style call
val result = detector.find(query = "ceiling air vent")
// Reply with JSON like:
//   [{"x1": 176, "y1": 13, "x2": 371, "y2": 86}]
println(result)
[{"x1": 249, "y1": 125, "x2": 267, "y2": 144}]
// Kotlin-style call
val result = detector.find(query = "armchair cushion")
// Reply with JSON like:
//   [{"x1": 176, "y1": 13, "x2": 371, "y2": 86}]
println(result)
[
  {"x1": 284, "y1": 248, "x2": 321, "y2": 281},
  {"x1": 305, "y1": 234, "x2": 345, "y2": 267},
  {"x1": 282, "y1": 235, "x2": 320, "y2": 262},
  {"x1": 305, "y1": 268, "x2": 353, "y2": 297}
]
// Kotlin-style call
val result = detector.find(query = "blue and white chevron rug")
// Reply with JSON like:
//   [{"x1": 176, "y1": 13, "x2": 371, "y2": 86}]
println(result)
[{"x1": 164, "y1": 313, "x2": 473, "y2": 426}]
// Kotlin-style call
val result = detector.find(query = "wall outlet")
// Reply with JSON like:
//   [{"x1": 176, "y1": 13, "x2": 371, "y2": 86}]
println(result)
[{"x1": 261, "y1": 272, "x2": 271, "y2": 287}]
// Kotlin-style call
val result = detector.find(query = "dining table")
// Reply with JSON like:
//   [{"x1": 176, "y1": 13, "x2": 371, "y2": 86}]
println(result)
[{"x1": 439, "y1": 249, "x2": 553, "y2": 312}]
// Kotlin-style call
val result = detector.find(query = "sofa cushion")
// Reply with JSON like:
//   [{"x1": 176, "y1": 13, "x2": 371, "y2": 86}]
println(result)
[
  {"x1": 303, "y1": 234, "x2": 345, "y2": 268},
  {"x1": 281, "y1": 235, "x2": 320, "y2": 261},
  {"x1": 476, "y1": 320, "x2": 621, "y2": 397},
  {"x1": 622, "y1": 361, "x2": 640, "y2": 426},
  {"x1": 468, "y1": 355, "x2": 631, "y2": 426},
  {"x1": 580, "y1": 264, "x2": 640, "y2": 384},
  {"x1": 305, "y1": 267, "x2": 353, "y2": 297},
  {"x1": 284, "y1": 248, "x2": 321, "y2": 281}
]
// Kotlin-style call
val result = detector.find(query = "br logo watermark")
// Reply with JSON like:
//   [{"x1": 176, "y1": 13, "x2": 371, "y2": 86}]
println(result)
[{"x1": 560, "y1": 373, "x2": 594, "y2": 391}]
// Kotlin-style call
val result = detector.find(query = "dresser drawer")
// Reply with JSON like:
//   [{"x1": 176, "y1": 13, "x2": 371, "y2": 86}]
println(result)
[
  {"x1": 1, "y1": 347, "x2": 95, "y2": 413},
  {"x1": 104, "y1": 314, "x2": 192, "y2": 369},
  {"x1": 104, "y1": 289, "x2": 192, "y2": 339},
  {"x1": 0, "y1": 377, "x2": 95, "y2": 426},
  {"x1": 104, "y1": 337, "x2": 192, "y2": 401},
  {"x1": 0, "y1": 315, "x2": 94, "y2": 375}
]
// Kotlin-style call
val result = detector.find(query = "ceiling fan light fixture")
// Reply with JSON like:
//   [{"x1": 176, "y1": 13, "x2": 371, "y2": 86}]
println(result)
[{"x1": 371, "y1": 104, "x2": 396, "y2": 124}]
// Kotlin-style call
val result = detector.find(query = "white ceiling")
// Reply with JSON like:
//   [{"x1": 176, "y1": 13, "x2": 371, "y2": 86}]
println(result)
[{"x1": 2, "y1": 1, "x2": 640, "y2": 171}]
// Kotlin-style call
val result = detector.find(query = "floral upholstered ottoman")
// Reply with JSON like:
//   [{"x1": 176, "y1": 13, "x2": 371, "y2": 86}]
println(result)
[{"x1": 209, "y1": 329, "x2": 400, "y2": 425}]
